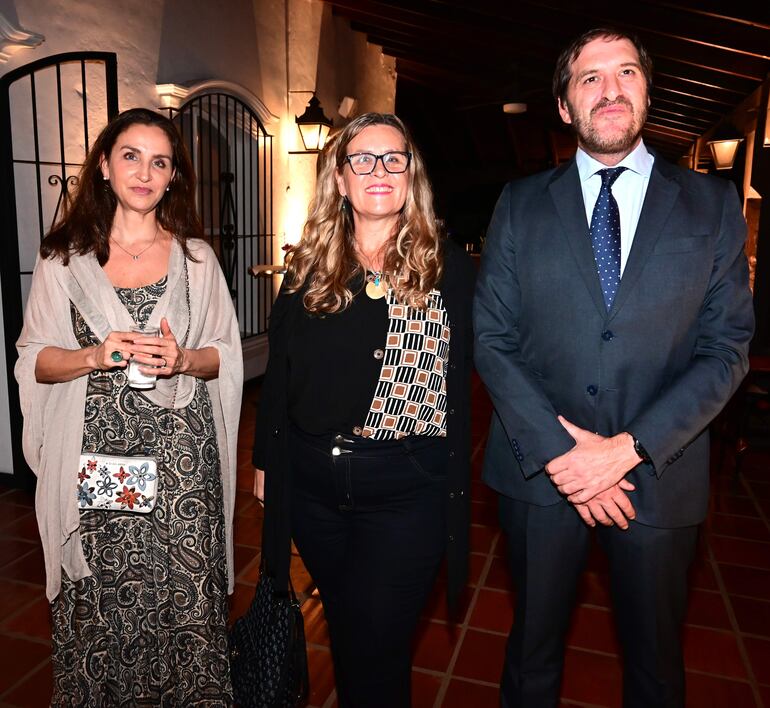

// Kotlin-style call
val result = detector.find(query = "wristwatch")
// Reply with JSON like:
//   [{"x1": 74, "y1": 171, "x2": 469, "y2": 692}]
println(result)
[{"x1": 630, "y1": 434, "x2": 651, "y2": 464}]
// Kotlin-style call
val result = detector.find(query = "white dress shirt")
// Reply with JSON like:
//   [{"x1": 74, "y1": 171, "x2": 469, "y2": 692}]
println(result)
[{"x1": 576, "y1": 141, "x2": 655, "y2": 275}]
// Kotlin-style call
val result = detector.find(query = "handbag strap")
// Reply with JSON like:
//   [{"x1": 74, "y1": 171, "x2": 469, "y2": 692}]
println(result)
[
  {"x1": 259, "y1": 555, "x2": 299, "y2": 603},
  {"x1": 168, "y1": 257, "x2": 190, "y2": 429}
]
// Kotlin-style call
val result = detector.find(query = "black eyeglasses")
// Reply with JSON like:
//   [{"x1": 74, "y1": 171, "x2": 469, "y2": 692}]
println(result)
[{"x1": 343, "y1": 151, "x2": 412, "y2": 175}]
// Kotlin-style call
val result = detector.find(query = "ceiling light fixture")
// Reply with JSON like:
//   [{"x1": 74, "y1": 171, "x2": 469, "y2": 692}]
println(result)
[
  {"x1": 503, "y1": 102, "x2": 527, "y2": 114},
  {"x1": 707, "y1": 137, "x2": 743, "y2": 170}
]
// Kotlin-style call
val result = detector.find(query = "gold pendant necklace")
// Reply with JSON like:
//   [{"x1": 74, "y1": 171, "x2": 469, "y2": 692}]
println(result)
[{"x1": 365, "y1": 271, "x2": 387, "y2": 300}]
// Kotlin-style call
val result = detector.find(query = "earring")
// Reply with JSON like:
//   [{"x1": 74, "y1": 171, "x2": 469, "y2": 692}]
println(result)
[
  {"x1": 102, "y1": 175, "x2": 108, "y2": 181},
  {"x1": 341, "y1": 196, "x2": 351, "y2": 215},
  {"x1": 166, "y1": 186, "x2": 170, "y2": 192}
]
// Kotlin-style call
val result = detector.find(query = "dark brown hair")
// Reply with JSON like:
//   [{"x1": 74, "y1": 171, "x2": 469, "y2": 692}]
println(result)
[
  {"x1": 552, "y1": 27, "x2": 653, "y2": 105},
  {"x1": 40, "y1": 107, "x2": 202, "y2": 264}
]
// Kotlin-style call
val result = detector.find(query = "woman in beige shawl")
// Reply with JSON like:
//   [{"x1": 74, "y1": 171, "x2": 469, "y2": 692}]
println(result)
[{"x1": 15, "y1": 108, "x2": 242, "y2": 705}]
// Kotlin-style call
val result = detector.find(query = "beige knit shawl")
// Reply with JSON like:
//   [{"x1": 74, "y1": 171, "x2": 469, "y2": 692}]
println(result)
[{"x1": 15, "y1": 239, "x2": 243, "y2": 600}]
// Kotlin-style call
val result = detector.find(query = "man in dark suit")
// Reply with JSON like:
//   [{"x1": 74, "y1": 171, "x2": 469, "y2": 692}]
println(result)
[{"x1": 473, "y1": 28, "x2": 754, "y2": 708}]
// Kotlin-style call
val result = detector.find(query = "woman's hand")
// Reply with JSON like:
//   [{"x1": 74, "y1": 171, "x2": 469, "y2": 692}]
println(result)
[
  {"x1": 35, "y1": 331, "x2": 133, "y2": 383},
  {"x1": 91, "y1": 331, "x2": 135, "y2": 371},
  {"x1": 129, "y1": 317, "x2": 187, "y2": 377},
  {"x1": 253, "y1": 468, "x2": 265, "y2": 503},
  {"x1": 130, "y1": 318, "x2": 220, "y2": 380}
]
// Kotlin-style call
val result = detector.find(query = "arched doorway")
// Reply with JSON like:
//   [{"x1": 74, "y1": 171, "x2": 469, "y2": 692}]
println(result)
[
  {"x1": 0, "y1": 51, "x2": 119, "y2": 485},
  {"x1": 169, "y1": 92, "x2": 274, "y2": 340}
]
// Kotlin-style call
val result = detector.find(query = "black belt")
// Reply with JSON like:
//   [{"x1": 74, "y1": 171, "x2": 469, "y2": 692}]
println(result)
[{"x1": 290, "y1": 424, "x2": 445, "y2": 457}]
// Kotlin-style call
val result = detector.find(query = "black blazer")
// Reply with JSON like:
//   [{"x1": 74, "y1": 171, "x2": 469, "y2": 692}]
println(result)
[
  {"x1": 254, "y1": 239, "x2": 475, "y2": 610},
  {"x1": 474, "y1": 152, "x2": 754, "y2": 527}
]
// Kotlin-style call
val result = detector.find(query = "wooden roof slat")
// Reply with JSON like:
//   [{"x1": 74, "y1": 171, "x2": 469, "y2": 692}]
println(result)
[
  {"x1": 323, "y1": 0, "x2": 768, "y2": 166},
  {"x1": 652, "y1": 74, "x2": 750, "y2": 105}
]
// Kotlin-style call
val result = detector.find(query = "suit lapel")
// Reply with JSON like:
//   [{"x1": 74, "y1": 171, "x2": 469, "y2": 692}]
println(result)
[
  {"x1": 548, "y1": 160, "x2": 607, "y2": 317},
  {"x1": 608, "y1": 159, "x2": 681, "y2": 319}
]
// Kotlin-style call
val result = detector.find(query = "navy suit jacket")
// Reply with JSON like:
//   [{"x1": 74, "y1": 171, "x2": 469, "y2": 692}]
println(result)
[{"x1": 474, "y1": 152, "x2": 754, "y2": 528}]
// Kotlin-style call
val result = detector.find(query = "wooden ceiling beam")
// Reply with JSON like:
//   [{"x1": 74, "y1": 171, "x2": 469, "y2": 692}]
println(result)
[
  {"x1": 323, "y1": 0, "x2": 766, "y2": 164},
  {"x1": 652, "y1": 96, "x2": 723, "y2": 120},
  {"x1": 364, "y1": 33, "x2": 515, "y2": 74},
  {"x1": 337, "y1": 1, "x2": 768, "y2": 81},
  {"x1": 328, "y1": 0, "x2": 515, "y2": 41},
  {"x1": 652, "y1": 60, "x2": 756, "y2": 96},
  {"x1": 386, "y1": 52, "x2": 500, "y2": 88},
  {"x1": 650, "y1": 106, "x2": 714, "y2": 128},
  {"x1": 643, "y1": 129, "x2": 691, "y2": 145},
  {"x1": 645, "y1": 114, "x2": 705, "y2": 134},
  {"x1": 416, "y1": 0, "x2": 769, "y2": 59},
  {"x1": 393, "y1": 58, "x2": 508, "y2": 102},
  {"x1": 653, "y1": 85, "x2": 733, "y2": 109},
  {"x1": 378, "y1": 0, "x2": 770, "y2": 80},
  {"x1": 643, "y1": 1, "x2": 770, "y2": 32},
  {"x1": 653, "y1": 74, "x2": 749, "y2": 105},
  {"x1": 530, "y1": 0, "x2": 769, "y2": 58},
  {"x1": 343, "y1": 9, "x2": 558, "y2": 65},
  {"x1": 643, "y1": 123, "x2": 698, "y2": 141}
]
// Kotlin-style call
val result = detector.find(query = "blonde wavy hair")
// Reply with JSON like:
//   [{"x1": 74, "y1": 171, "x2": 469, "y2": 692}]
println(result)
[{"x1": 284, "y1": 113, "x2": 443, "y2": 313}]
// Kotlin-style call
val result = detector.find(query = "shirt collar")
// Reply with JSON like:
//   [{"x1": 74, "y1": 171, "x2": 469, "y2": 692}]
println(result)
[{"x1": 576, "y1": 140, "x2": 654, "y2": 183}]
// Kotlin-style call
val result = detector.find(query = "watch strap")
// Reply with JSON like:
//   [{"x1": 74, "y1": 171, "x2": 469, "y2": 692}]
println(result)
[{"x1": 631, "y1": 435, "x2": 651, "y2": 464}]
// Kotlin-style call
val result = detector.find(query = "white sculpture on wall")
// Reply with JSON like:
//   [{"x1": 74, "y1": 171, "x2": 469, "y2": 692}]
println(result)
[{"x1": 0, "y1": 12, "x2": 44, "y2": 62}]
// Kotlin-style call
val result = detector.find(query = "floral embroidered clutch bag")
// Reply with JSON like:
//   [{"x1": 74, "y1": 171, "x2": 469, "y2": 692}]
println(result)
[{"x1": 77, "y1": 453, "x2": 158, "y2": 513}]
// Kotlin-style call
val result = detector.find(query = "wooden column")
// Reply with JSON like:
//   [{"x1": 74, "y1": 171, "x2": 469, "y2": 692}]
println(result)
[{"x1": 750, "y1": 76, "x2": 770, "y2": 353}]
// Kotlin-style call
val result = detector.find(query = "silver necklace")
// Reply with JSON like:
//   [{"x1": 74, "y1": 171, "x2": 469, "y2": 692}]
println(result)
[{"x1": 111, "y1": 225, "x2": 159, "y2": 261}]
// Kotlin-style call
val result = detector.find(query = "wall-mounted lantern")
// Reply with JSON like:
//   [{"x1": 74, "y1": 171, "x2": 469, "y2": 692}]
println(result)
[
  {"x1": 295, "y1": 93, "x2": 333, "y2": 152},
  {"x1": 707, "y1": 137, "x2": 744, "y2": 170}
]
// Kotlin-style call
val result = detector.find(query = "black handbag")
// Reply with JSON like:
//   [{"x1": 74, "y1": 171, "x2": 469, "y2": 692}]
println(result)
[{"x1": 229, "y1": 565, "x2": 309, "y2": 708}]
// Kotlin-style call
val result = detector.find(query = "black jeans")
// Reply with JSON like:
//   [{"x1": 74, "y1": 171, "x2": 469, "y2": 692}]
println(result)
[{"x1": 289, "y1": 426, "x2": 448, "y2": 708}]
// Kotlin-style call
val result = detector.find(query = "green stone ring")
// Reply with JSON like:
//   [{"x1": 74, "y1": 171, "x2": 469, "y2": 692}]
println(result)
[{"x1": 110, "y1": 350, "x2": 123, "y2": 363}]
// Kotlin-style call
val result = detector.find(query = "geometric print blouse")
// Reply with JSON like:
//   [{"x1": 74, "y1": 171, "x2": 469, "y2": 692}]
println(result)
[{"x1": 362, "y1": 288, "x2": 450, "y2": 440}]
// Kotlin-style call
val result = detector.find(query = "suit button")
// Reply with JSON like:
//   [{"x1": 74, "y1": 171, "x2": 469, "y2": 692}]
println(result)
[
  {"x1": 272, "y1": 427, "x2": 280, "y2": 437},
  {"x1": 586, "y1": 385, "x2": 598, "y2": 396},
  {"x1": 449, "y1": 451, "x2": 455, "y2": 458},
  {"x1": 448, "y1": 535, "x2": 455, "y2": 542},
  {"x1": 373, "y1": 349, "x2": 384, "y2": 360},
  {"x1": 449, "y1": 492, "x2": 455, "y2": 499},
  {"x1": 352, "y1": 426, "x2": 363, "y2": 435},
  {"x1": 449, "y1": 408, "x2": 455, "y2": 415},
  {"x1": 601, "y1": 330, "x2": 614, "y2": 341}
]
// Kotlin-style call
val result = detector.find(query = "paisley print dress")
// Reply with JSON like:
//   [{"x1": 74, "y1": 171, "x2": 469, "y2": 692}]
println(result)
[{"x1": 51, "y1": 277, "x2": 233, "y2": 706}]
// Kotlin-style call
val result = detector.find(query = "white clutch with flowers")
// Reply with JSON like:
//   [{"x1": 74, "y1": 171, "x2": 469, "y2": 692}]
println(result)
[{"x1": 77, "y1": 453, "x2": 158, "y2": 513}]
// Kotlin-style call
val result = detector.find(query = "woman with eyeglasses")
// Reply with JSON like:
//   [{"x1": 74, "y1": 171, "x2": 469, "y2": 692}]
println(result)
[{"x1": 252, "y1": 112, "x2": 474, "y2": 706}]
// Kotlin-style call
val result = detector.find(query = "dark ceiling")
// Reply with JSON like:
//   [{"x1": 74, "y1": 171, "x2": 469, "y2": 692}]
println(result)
[{"x1": 322, "y1": 0, "x2": 770, "y2": 238}]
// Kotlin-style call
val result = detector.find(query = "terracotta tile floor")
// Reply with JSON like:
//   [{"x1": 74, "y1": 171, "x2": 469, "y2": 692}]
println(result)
[{"x1": 1, "y1": 375, "x2": 769, "y2": 707}]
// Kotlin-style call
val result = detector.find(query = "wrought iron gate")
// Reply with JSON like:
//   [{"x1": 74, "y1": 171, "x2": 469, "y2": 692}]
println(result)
[
  {"x1": 0, "y1": 51, "x2": 119, "y2": 485},
  {"x1": 170, "y1": 93, "x2": 274, "y2": 339}
]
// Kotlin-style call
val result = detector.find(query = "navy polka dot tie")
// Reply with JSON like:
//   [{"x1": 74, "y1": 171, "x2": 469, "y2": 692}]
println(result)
[{"x1": 590, "y1": 167, "x2": 626, "y2": 309}]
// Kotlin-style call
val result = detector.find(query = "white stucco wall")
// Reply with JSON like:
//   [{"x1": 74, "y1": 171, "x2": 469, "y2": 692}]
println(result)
[
  {"x1": 0, "y1": 286, "x2": 11, "y2": 475},
  {"x1": 0, "y1": 0, "x2": 395, "y2": 476}
]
